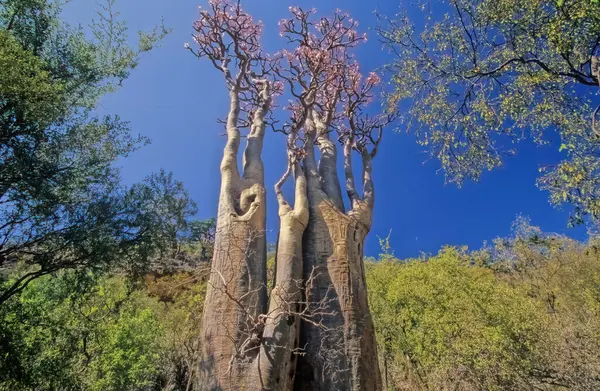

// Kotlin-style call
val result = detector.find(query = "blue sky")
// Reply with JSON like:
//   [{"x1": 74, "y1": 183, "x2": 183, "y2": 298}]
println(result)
[{"x1": 62, "y1": 0, "x2": 587, "y2": 258}]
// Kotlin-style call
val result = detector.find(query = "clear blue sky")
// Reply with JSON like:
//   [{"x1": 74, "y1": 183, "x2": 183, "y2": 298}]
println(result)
[{"x1": 62, "y1": 0, "x2": 587, "y2": 258}]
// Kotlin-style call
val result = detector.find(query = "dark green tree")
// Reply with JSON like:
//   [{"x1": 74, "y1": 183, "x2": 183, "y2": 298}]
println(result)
[
  {"x1": 187, "y1": 218, "x2": 215, "y2": 262},
  {"x1": 0, "y1": 0, "x2": 194, "y2": 305}
]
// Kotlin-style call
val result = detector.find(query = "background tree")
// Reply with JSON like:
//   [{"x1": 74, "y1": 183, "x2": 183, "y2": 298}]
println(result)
[
  {"x1": 378, "y1": 0, "x2": 600, "y2": 225},
  {"x1": 0, "y1": 273, "x2": 164, "y2": 391},
  {"x1": 367, "y1": 248, "x2": 548, "y2": 391},
  {"x1": 367, "y1": 220, "x2": 600, "y2": 391},
  {"x1": 491, "y1": 218, "x2": 600, "y2": 390},
  {"x1": 5, "y1": 218, "x2": 600, "y2": 391},
  {"x1": 188, "y1": 218, "x2": 216, "y2": 262},
  {"x1": 1, "y1": 262, "x2": 209, "y2": 391},
  {"x1": 0, "y1": 0, "x2": 194, "y2": 304}
]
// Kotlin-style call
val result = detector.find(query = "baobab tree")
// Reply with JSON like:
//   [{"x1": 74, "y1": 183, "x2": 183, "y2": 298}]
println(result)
[
  {"x1": 275, "y1": 7, "x2": 395, "y2": 390},
  {"x1": 187, "y1": 2, "x2": 272, "y2": 388},
  {"x1": 188, "y1": 2, "x2": 393, "y2": 390}
]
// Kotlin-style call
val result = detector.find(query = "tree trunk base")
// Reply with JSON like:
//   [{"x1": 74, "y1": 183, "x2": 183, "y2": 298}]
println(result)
[{"x1": 296, "y1": 198, "x2": 382, "y2": 391}]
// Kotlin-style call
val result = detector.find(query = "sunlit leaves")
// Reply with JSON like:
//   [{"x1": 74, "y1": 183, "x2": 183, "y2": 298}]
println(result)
[
  {"x1": 381, "y1": 0, "x2": 600, "y2": 224},
  {"x1": 367, "y1": 248, "x2": 547, "y2": 390},
  {"x1": 367, "y1": 224, "x2": 600, "y2": 389},
  {"x1": 0, "y1": 273, "x2": 163, "y2": 390},
  {"x1": 0, "y1": 0, "x2": 192, "y2": 304}
]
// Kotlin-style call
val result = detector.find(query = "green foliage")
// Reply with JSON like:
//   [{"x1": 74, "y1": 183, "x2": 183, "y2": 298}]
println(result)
[
  {"x1": 3, "y1": 219, "x2": 600, "y2": 390},
  {"x1": 368, "y1": 221, "x2": 600, "y2": 390},
  {"x1": 266, "y1": 251, "x2": 276, "y2": 291},
  {"x1": 0, "y1": 169, "x2": 196, "y2": 305},
  {"x1": 380, "y1": 0, "x2": 600, "y2": 225},
  {"x1": 146, "y1": 271, "x2": 208, "y2": 389},
  {"x1": 1, "y1": 0, "x2": 169, "y2": 108},
  {"x1": 0, "y1": 0, "x2": 191, "y2": 305},
  {"x1": 0, "y1": 29, "x2": 65, "y2": 126},
  {"x1": 0, "y1": 273, "x2": 163, "y2": 390},
  {"x1": 492, "y1": 220, "x2": 600, "y2": 389},
  {"x1": 368, "y1": 248, "x2": 547, "y2": 390},
  {"x1": 0, "y1": 263, "x2": 209, "y2": 390},
  {"x1": 187, "y1": 218, "x2": 216, "y2": 262}
]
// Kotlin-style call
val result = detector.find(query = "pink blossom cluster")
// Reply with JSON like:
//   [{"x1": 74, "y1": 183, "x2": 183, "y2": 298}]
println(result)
[
  {"x1": 187, "y1": 2, "x2": 391, "y2": 149},
  {"x1": 269, "y1": 6, "x2": 387, "y2": 143},
  {"x1": 272, "y1": 81, "x2": 285, "y2": 96},
  {"x1": 365, "y1": 72, "x2": 381, "y2": 86},
  {"x1": 274, "y1": 7, "x2": 369, "y2": 98},
  {"x1": 191, "y1": 0, "x2": 263, "y2": 61}
]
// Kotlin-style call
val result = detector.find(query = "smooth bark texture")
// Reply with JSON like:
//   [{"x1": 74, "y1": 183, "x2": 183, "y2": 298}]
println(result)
[
  {"x1": 316, "y1": 133, "x2": 345, "y2": 212},
  {"x1": 198, "y1": 82, "x2": 313, "y2": 391},
  {"x1": 198, "y1": 96, "x2": 381, "y2": 391},
  {"x1": 294, "y1": 118, "x2": 382, "y2": 391},
  {"x1": 197, "y1": 87, "x2": 269, "y2": 390},
  {"x1": 249, "y1": 162, "x2": 308, "y2": 391},
  {"x1": 193, "y1": 5, "x2": 385, "y2": 390}
]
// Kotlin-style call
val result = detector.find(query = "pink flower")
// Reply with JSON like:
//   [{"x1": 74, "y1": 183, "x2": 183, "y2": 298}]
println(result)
[
  {"x1": 272, "y1": 81, "x2": 285, "y2": 96},
  {"x1": 365, "y1": 72, "x2": 381, "y2": 86},
  {"x1": 278, "y1": 19, "x2": 289, "y2": 36}
]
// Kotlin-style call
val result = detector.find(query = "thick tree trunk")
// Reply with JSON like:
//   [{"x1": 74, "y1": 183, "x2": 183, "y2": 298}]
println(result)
[
  {"x1": 197, "y1": 88, "x2": 269, "y2": 390},
  {"x1": 197, "y1": 81, "x2": 309, "y2": 388},
  {"x1": 295, "y1": 124, "x2": 382, "y2": 391},
  {"x1": 295, "y1": 197, "x2": 381, "y2": 391},
  {"x1": 198, "y1": 189, "x2": 268, "y2": 390},
  {"x1": 249, "y1": 163, "x2": 308, "y2": 391},
  {"x1": 197, "y1": 79, "x2": 380, "y2": 390}
]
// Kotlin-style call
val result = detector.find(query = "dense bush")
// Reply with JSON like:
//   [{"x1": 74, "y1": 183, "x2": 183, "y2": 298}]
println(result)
[
  {"x1": 3, "y1": 220, "x2": 600, "y2": 390},
  {"x1": 0, "y1": 269, "x2": 207, "y2": 391},
  {"x1": 368, "y1": 223, "x2": 600, "y2": 391}
]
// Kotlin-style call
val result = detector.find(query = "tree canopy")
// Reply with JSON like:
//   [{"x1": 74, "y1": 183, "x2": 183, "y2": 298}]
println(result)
[
  {"x1": 368, "y1": 220, "x2": 600, "y2": 390},
  {"x1": 379, "y1": 0, "x2": 600, "y2": 225},
  {"x1": 0, "y1": 0, "x2": 193, "y2": 305}
]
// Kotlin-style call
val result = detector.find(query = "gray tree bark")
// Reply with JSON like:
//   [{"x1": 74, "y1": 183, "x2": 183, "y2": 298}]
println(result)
[
  {"x1": 250, "y1": 162, "x2": 308, "y2": 390},
  {"x1": 294, "y1": 112, "x2": 382, "y2": 391},
  {"x1": 197, "y1": 85, "x2": 269, "y2": 390},
  {"x1": 197, "y1": 83, "x2": 310, "y2": 391},
  {"x1": 193, "y1": 5, "x2": 383, "y2": 390}
]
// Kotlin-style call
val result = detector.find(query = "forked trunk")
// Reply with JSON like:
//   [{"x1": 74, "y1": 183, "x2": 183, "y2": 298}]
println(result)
[
  {"x1": 198, "y1": 187, "x2": 268, "y2": 390},
  {"x1": 197, "y1": 86, "x2": 270, "y2": 390},
  {"x1": 193, "y1": 4, "x2": 386, "y2": 389},
  {"x1": 197, "y1": 91, "x2": 309, "y2": 388},
  {"x1": 249, "y1": 163, "x2": 308, "y2": 390},
  {"x1": 295, "y1": 196, "x2": 381, "y2": 391},
  {"x1": 294, "y1": 124, "x2": 382, "y2": 391}
]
